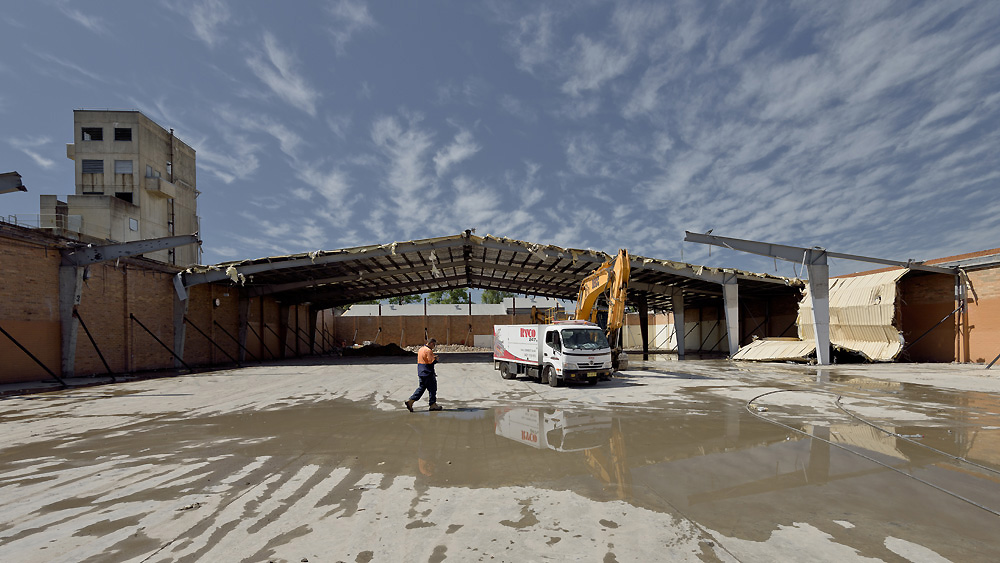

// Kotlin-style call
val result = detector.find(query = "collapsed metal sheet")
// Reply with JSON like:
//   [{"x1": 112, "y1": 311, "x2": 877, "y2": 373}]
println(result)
[{"x1": 736, "y1": 269, "x2": 908, "y2": 362}]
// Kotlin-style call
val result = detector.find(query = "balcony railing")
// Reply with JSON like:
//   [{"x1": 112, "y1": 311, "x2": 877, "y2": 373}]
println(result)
[{"x1": 5, "y1": 214, "x2": 84, "y2": 233}]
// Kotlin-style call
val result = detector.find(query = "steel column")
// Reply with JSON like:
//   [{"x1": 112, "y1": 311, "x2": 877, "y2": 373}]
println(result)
[
  {"x1": 672, "y1": 288, "x2": 685, "y2": 359},
  {"x1": 58, "y1": 265, "x2": 84, "y2": 378},
  {"x1": 806, "y1": 261, "x2": 831, "y2": 365},
  {"x1": 722, "y1": 277, "x2": 740, "y2": 357}
]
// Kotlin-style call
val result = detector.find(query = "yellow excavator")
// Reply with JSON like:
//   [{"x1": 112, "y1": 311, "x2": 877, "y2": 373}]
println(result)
[{"x1": 575, "y1": 248, "x2": 631, "y2": 373}]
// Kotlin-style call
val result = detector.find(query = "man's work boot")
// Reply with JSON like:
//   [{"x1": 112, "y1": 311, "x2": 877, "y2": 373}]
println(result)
[
  {"x1": 405, "y1": 399, "x2": 415, "y2": 412},
  {"x1": 429, "y1": 403, "x2": 443, "y2": 411}
]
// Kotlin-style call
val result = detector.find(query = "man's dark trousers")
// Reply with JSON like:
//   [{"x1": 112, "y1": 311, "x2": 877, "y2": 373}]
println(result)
[{"x1": 409, "y1": 363, "x2": 437, "y2": 404}]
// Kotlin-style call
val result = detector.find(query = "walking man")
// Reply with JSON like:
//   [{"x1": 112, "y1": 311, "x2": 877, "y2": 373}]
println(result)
[{"x1": 406, "y1": 338, "x2": 442, "y2": 412}]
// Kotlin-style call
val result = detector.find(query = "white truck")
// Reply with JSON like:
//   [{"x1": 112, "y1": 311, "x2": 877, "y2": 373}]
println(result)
[{"x1": 493, "y1": 320, "x2": 614, "y2": 386}]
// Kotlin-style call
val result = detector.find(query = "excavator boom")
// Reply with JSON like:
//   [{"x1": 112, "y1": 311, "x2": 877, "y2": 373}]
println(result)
[{"x1": 575, "y1": 249, "x2": 630, "y2": 370}]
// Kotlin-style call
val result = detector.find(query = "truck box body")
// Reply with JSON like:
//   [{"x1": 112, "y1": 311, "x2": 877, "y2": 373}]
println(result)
[{"x1": 493, "y1": 321, "x2": 613, "y2": 384}]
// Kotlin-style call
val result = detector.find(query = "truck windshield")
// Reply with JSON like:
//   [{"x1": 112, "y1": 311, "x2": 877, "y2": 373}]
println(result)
[{"x1": 561, "y1": 329, "x2": 609, "y2": 350}]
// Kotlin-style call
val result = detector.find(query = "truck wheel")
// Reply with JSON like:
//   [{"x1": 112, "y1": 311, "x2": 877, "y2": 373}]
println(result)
[
  {"x1": 546, "y1": 366, "x2": 560, "y2": 387},
  {"x1": 499, "y1": 362, "x2": 515, "y2": 380}
]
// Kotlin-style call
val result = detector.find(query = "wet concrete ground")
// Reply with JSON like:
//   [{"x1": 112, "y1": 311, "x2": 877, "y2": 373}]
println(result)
[{"x1": 1, "y1": 354, "x2": 999, "y2": 562}]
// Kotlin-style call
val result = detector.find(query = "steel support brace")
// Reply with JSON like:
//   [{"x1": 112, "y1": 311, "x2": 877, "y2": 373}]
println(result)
[
  {"x1": 74, "y1": 311, "x2": 114, "y2": 378},
  {"x1": 130, "y1": 314, "x2": 191, "y2": 371},
  {"x1": 214, "y1": 320, "x2": 261, "y2": 362},
  {"x1": 58, "y1": 265, "x2": 84, "y2": 378},
  {"x1": 0, "y1": 323, "x2": 67, "y2": 387},
  {"x1": 185, "y1": 317, "x2": 239, "y2": 365},
  {"x1": 672, "y1": 289, "x2": 685, "y2": 359},
  {"x1": 722, "y1": 277, "x2": 740, "y2": 357}
]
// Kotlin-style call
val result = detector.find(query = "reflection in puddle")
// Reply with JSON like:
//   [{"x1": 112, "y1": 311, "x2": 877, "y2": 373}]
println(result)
[{"x1": 2, "y1": 392, "x2": 1000, "y2": 561}]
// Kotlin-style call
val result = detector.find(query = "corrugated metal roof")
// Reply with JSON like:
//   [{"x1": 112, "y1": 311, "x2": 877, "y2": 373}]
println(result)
[
  {"x1": 732, "y1": 338, "x2": 816, "y2": 361},
  {"x1": 180, "y1": 232, "x2": 801, "y2": 311}
]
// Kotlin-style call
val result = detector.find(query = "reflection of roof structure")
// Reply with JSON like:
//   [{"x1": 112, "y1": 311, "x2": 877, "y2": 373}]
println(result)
[{"x1": 179, "y1": 231, "x2": 801, "y2": 310}]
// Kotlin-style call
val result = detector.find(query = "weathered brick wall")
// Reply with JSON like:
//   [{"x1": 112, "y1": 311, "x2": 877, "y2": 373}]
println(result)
[
  {"x1": 967, "y1": 268, "x2": 1000, "y2": 364},
  {"x1": 0, "y1": 235, "x2": 62, "y2": 382}
]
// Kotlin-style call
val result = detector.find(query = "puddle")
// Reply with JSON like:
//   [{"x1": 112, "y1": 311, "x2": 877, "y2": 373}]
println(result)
[{"x1": 2, "y1": 391, "x2": 999, "y2": 561}]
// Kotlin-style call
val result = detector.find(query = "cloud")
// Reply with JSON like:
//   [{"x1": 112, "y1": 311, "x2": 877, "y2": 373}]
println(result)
[
  {"x1": 34, "y1": 52, "x2": 103, "y2": 86},
  {"x1": 197, "y1": 142, "x2": 260, "y2": 184},
  {"x1": 215, "y1": 106, "x2": 303, "y2": 160},
  {"x1": 434, "y1": 130, "x2": 480, "y2": 177},
  {"x1": 499, "y1": 94, "x2": 538, "y2": 122},
  {"x1": 246, "y1": 32, "x2": 320, "y2": 115},
  {"x1": 187, "y1": 0, "x2": 232, "y2": 48},
  {"x1": 508, "y1": 9, "x2": 556, "y2": 73},
  {"x1": 296, "y1": 164, "x2": 351, "y2": 207},
  {"x1": 326, "y1": 114, "x2": 353, "y2": 140},
  {"x1": 60, "y1": 7, "x2": 108, "y2": 35},
  {"x1": 371, "y1": 114, "x2": 435, "y2": 234},
  {"x1": 561, "y1": 35, "x2": 633, "y2": 96},
  {"x1": 327, "y1": 0, "x2": 376, "y2": 55},
  {"x1": 10, "y1": 137, "x2": 57, "y2": 169}
]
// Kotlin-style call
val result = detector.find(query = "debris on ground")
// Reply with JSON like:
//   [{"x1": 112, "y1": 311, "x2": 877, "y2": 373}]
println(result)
[
  {"x1": 403, "y1": 344, "x2": 492, "y2": 353},
  {"x1": 341, "y1": 343, "x2": 416, "y2": 357}
]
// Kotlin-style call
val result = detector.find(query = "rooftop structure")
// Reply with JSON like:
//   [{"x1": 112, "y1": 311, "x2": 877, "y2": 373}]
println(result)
[{"x1": 38, "y1": 110, "x2": 200, "y2": 266}]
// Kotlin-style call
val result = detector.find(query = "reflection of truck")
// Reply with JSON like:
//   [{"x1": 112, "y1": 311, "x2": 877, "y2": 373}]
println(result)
[
  {"x1": 494, "y1": 407, "x2": 612, "y2": 452},
  {"x1": 494, "y1": 320, "x2": 613, "y2": 386}
]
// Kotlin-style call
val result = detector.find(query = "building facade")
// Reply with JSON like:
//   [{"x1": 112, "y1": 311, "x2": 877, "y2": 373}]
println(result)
[{"x1": 40, "y1": 110, "x2": 200, "y2": 265}]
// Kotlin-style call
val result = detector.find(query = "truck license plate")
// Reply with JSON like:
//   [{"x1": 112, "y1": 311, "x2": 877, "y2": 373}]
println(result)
[{"x1": 587, "y1": 372, "x2": 596, "y2": 377}]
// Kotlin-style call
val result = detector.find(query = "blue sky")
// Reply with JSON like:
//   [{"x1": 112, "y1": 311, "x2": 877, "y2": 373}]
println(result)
[{"x1": 2, "y1": 1, "x2": 998, "y2": 277}]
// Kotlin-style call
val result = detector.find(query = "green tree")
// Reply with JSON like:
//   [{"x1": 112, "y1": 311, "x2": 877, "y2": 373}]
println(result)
[
  {"x1": 386, "y1": 294, "x2": 423, "y2": 305},
  {"x1": 428, "y1": 289, "x2": 470, "y2": 304},
  {"x1": 481, "y1": 289, "x2": 515, "y2": 304}
]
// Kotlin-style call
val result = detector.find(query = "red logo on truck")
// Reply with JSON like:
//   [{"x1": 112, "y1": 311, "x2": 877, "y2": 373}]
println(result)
[{"x1": 520, "y1": 328, "x2": 536, "y2": 337}]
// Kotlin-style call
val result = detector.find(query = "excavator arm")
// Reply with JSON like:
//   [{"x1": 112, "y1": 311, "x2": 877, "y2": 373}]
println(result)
[
  {"x1": 575, "y1": 249, "x2": 631, "y2": 370},
  {"x1": 575, "y1": 248, "x2": 630, "y2": 330}
]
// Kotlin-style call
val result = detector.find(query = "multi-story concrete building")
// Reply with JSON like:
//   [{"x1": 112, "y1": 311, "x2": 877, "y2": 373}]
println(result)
[{"x1": 40, "y1": 110, "x2": 200, "y2": 265}]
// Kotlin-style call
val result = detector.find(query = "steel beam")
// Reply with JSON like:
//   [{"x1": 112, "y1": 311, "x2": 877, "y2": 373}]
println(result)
[
  {"x1": 683, "y1": 231, "x2": 956, "y2": 275},
  {"x1": 62, "y1": 234, "x2": 200, "y2": 266},
  {"x1": 1, "y1": 171, "x2": 27, "y2": 194}
]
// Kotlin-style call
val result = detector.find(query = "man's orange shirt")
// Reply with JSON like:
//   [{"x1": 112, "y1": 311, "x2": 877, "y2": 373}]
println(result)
[{"x1": 418, "y1": 346, "x2": 436, "y2": 365}]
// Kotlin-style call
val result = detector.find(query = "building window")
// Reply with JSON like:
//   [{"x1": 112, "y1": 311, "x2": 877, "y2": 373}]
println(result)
[
  {"x1": 81, "y1": 127, "x2": 103, "y2": 141},
  {"x1": 116, "y1": 192, "x2": 134, "y2": 204},
  {"x1": 146, "y1": 165, "x2": 153, "y2": 177},
  {"x1": 129, "y1": 218, "x2": 139, "y2": 231},
  {"x1": 114, "y1": 128, "x2": 132, "y2": 141},
  {"x1": 82, "y1": 159, "x2": 104, "y2": 174},
  {"x1": 114, "y1": 160, "x2": 133, "y2": 174}
]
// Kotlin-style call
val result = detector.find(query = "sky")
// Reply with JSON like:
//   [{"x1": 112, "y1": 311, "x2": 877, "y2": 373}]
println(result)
[{"x1": 1, "y1": 0, "x2": 999, "y2": 279}]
